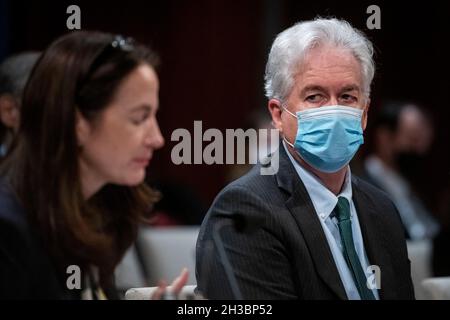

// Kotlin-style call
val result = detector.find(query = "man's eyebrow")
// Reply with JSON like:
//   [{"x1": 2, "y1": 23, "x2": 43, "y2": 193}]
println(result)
[
  {"x1": 299, "y1": 84, "x2": 361, "y2": 97},
  {"x1": 300, "y1": 85, "x2": 326, "y2": 96},
  {"x1": 341, "y1": 84, "x2": 361, "y2": 92}
]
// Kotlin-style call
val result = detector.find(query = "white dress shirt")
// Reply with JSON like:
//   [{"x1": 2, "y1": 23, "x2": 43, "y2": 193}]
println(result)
[{"x1": 284, "y1": 142, "x2": 379, "y2": 300}]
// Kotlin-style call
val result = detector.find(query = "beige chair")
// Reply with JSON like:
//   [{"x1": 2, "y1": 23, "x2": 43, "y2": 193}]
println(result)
[
  {"x1": 422, "y1": 277, "x2": 450, "y2": 300},
  {"x1": 125, "y1": 285, "x2": 198, "y2": 300},
  {"x1": 136, "y1": 226, "x2": 199, "y2": 286},
  {"x1": 115, "y1": 245, "x2": 148, "y2": 293},
  {"x1": 421, "y1": 277, "x2": 450, "y2": 300},
  {"x1": 406, "y1": 240, "x2": 432, "y2": 299},
  {"x1": 115, "y1": 226, "x2": 199, "y2": 299}
]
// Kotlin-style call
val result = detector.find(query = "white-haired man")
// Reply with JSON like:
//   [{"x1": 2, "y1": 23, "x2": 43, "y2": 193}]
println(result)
[{"x1": 196, "y1": 18, "x2": 415, "y2": 300}]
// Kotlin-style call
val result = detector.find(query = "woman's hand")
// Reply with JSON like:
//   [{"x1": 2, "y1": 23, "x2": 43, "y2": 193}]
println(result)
[{"x1": 151, "y1": 267, "x2": 189, "y2": 299}]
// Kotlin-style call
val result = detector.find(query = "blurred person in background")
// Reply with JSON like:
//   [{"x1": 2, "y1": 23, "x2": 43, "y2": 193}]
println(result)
[
  {"x1": 0, "y1": 31, "x2": 187, "y2": 299},
  {"x1": 0, "y1": 52, "x2": 40, "y2": 155},
  {"x1": 363, "y1": 101, "x2": 439, "y2": 240}
]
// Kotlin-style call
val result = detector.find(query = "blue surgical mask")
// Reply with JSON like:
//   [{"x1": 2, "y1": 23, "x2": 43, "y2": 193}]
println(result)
[{"x1": 282, "y1": 105, "x2": 364, "y2": 173}]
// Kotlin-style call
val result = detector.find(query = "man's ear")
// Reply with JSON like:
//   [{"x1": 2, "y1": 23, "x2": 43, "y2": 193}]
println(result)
[
  {"x1": 76, "y1": 110, "x2": 91, "y2": 147},
  {"x1": 0, "y1": 94, "x2": 20, "y2": 130},
  {"x1": 268, "y1": 99, "x2": 283, "y2": 133},
  {"x1": 362, "y1": 98, "x2": 370, "y2": 131}
]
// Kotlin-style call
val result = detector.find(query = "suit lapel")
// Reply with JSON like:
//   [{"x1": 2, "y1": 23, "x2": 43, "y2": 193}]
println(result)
[
  {"x1": 351, "y1": 177, "x2": 397, "y2": 299},
  {"x1": 276, "y1": 146, "x2": 348, "y2": 300}
]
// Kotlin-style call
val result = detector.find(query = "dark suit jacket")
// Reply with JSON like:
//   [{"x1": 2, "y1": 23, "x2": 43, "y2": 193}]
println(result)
[
  {"x1": 0, "y1": 182, "x2": 78, "y2": 299},
  {"x1": 196, "y1": 146, "x2": 415, "y2": 300}
]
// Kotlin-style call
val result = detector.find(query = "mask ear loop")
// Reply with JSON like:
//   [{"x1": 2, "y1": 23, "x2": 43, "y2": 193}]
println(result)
[
  {"x1": 280, "y1": 104, "x2": 298, "y2": 119},
  {"x1": 283, "y1": 136, "x2": 295, "y2": 149}
]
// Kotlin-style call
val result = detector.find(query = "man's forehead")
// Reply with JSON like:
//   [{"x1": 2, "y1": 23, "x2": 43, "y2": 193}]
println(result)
[
  {"x1": 295, "y1": 44, "x2": 361, "y2": 70},
  {"x1": 304, "y1": 44, "x2": 357, "y2": 63},
  {"x1": 294, "y1": 64, "x2": 363, "y2": 94}
]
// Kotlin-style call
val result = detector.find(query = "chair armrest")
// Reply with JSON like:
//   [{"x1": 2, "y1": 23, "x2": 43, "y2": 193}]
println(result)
[
  {"x1": 421, "y1": 277, "x2": 450, "y2": 300},
  {"x1": 125, "y1": 285, "x2": 199, "y2": 300}
]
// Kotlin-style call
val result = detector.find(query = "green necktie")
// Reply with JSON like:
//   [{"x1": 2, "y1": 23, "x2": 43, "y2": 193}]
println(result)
[{"x1": 334, "y1": 197, "x2": 375, "y2": 300}]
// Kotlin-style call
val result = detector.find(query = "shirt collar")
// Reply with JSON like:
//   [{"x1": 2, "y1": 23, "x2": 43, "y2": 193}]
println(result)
[{"x1": 283, "y1": 141, "x2": 353, "y2": 221}]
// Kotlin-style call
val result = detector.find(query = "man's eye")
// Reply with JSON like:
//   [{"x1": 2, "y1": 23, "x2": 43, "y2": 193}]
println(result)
[
  {"x1": 341, "y1": 94, "x2": 357, "y2": 102},
  {"x1": 306, "y1": 94, "x2": 322, "y2": 103}
]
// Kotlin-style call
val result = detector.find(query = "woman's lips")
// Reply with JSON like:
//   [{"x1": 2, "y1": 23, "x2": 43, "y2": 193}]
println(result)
[{"x1": 133, "y1": 157, "x2": 150, "y2": 166}]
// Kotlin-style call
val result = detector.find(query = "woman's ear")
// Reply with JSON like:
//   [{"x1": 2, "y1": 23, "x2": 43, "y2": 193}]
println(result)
[{"x1": 76, "y1": 110, "x2": 90, "y2": 147}]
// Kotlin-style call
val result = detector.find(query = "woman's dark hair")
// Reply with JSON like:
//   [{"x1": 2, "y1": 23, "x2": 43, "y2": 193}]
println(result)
[{"x1": 0, "y1": 31, "x2": 160, "y2": 290}]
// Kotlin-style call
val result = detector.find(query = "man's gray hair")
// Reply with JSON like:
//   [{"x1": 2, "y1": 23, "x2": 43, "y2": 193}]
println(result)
[
  {"x1": 264, "y1": 18, "x2": 374, "y2": 103},
  {"x1": 0, "y1": 51, "x2": 41, "y2": 98}
]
